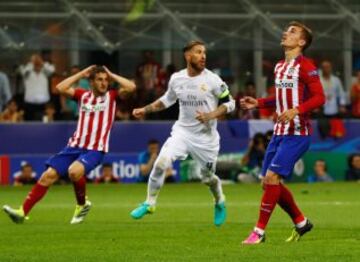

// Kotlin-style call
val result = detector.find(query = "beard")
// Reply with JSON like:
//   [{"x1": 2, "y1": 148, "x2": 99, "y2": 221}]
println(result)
[{"x1": 189, "y1": 60, "x2": 205, "y2": 72}]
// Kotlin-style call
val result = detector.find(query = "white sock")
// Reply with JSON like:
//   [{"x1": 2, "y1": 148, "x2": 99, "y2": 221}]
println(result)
[
  {"x1": 254, "y1": 227, "x2": 265, "y2": 236},
  {"x1": 145, "y1": 167, "x2": 166, "y2": 206},
  {"x1": 296, "y1": 218, "x2": 307, "y2": 228},
  {"x1": 208, "y1": 175, "x2": 225, "y2": 204}
]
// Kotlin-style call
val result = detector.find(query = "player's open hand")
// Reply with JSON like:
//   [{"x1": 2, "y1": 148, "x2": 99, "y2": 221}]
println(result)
[
  {"x1": 278, "y1": 108, "x2": 299, "y2": 123},
  {"x1": 82, "y1": 65, "x2": 96, "y2": 78},
  {"x1": 132, "y1": 107, "x2": 146, "y2": 119},
  {"x1": 240, "y1": 96, "x2": 258, "y2": 110},
  {"x1": 196, "y1": 110, "x2": 213, "y2": 123},
  {"x1": 103, "y1": 66, "x2": 114, "y2": 78}
]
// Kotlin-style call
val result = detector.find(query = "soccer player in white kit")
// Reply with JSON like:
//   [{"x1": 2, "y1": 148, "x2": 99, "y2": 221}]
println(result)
[{"x1": 130, "y1": 41, "x2": 235, "y2": 226}]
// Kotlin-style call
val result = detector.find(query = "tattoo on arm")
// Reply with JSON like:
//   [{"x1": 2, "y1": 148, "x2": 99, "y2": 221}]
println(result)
[{"x1": 145, "y1": 100, "x2": 166, "y2": 114}]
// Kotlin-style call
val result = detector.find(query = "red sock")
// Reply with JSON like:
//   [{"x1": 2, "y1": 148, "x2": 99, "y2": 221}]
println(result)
[
  {"x1": 22, "y1": 183, "x2": 49, "y2": 215},
  {"x1": 73, "y1": 176, "x2": 86, "y2": 205},
  {"x1": 256, "y1": 184, "x2": 281, "y2": 230},
  {"x1": 277, "y1": 183, "x2": 305, "y2": 224}
]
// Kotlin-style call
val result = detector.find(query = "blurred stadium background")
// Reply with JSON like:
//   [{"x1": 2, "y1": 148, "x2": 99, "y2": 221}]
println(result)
[{"x1": 0, "y1": 1, "x2": 359, "y2": 261}]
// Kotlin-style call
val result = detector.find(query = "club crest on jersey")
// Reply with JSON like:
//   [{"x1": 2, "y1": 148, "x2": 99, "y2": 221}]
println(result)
[
  {"x1": 200, "y1": 84, "x2": 208, "y2": 92},
  {"x1": 288, "y1": 67, "x2": 296, "y2": 75}
]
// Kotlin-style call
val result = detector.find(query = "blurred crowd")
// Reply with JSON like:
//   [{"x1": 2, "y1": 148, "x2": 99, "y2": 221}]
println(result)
[{"x1": 1, "y1": 52, "x2": 360, "y2": 125}]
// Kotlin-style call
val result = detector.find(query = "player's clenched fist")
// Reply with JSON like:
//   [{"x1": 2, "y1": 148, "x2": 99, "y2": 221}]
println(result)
[
  {"x1": 240, "y1": 96, "x2": 258, "y2": 110},
  {"x1": 132, "y1": 108, "x2": 146, "y2": 119}
]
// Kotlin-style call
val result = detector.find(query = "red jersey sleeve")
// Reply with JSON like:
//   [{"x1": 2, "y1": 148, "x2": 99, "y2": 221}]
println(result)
[
  {"x1": 257, "y1": 96, "x2": 276, "y2": 109},
  {"x1": 297, "y1": 60, "x2": 325, "y2": 114},
  {"x1": 72, "y1": 88, "x2": 87, "y2": 101}
]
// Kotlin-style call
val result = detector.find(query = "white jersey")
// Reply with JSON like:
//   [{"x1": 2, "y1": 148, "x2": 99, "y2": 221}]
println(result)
[{"x1": 159, "y1": 69, "x2": 230, "y2": 139}]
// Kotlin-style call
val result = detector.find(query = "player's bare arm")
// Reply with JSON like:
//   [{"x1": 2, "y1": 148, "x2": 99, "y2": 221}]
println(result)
[
  {"x1": 196, "y1": 105, "x2": 227, "y2": 124},
  {"x1": 197, "y1": 91, "x2": 235, "y2": 123},
  {"x1": 240, "y1": 96, "x2": 258, "y2": 110},
  {"x1": 278, "y1": 108, "x2": 300, "y2": 123},
  {"x1": 103, "y1": 66, "x2": 136, "y2": 97},
  {"x1": 132, "y1": 100, "x2": 166, "y2": 119},
  {"x1": 56, "y1": 65, "x2": 95, "y2": 98}
]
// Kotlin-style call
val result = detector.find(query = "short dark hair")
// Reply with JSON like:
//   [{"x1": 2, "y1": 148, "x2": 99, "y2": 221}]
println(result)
[
  {"x1": 182, "y1": 40, "x2": 205, "y2": 53},
  {"x1": 102, "y1": 162, "x2": 113, "y2": 169},
  {"x1": 89, "y1": 65, "x2": 107, "y2": 80},
  {"x1": 21, "y1": 163, "x2": 32, "y2": 171},
  {"x1": 287, "y1": 21, "x2": 313, "y2": 51},
  {"x1": 148, "y1": 139, "x2": 159, "y2": 145}
]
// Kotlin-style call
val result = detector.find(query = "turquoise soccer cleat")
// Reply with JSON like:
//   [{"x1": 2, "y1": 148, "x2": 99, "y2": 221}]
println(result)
[
  {"x1": 214, "y1": 201, "x2": 226, "y2": 227},
  {"x1": 130, "y1": 202, "x2": 155, "y2": 219}
]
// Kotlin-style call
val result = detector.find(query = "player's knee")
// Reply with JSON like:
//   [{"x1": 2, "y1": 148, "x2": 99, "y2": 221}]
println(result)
[
  {"x1": 39, "y1": 168, "x2": 58, "y2": 186},
  {"x1": 68, "y1": 162, "x2": 85, "y2": 181},
  {"x1": 263, "y1": 172, "x2": 281, "y2": 185},
  {"x1": 68, "y1": 169, "x2": 82, "y2": 182},
  {"x1": 153, "y1": 156, "x2": 170, "y2": 175},
  {"x1": 201, "y1": 169, "x2": 215, "y2": 186}
]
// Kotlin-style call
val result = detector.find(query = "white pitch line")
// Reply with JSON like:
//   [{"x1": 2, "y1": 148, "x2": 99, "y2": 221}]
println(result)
[{"x1": 31, "y1": 201, "x2": 360, "y2": 209}]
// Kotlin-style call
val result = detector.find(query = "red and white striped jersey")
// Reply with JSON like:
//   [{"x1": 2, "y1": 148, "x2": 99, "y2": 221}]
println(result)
[
  {"x1": 258, "y1": 55, "x2": 325, "y2": 136},
  {"x1": 68, "y1": 89, "x2": 117, "y2": 152}
]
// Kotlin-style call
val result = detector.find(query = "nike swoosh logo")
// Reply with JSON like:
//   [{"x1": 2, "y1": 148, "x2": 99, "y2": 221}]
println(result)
[{"x1": 271, "y1": 164, "x2": 281, "y2": 167}]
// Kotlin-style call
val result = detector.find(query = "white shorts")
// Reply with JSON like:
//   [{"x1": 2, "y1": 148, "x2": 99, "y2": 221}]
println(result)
[{"x1": 157, "y1": 128, "x2": 220, "y2": 172}]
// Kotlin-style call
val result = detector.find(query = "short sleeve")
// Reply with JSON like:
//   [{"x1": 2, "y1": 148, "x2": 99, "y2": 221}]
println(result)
[
  {"x1": 211, "y1": 74, "x2": 230, "y2": 99},
  {"x1": 72, "y1": 88, "x2": 87, "y2": 101},
  {"x1": 159, "y1": 76, "x2": 177, "y2": 108}
]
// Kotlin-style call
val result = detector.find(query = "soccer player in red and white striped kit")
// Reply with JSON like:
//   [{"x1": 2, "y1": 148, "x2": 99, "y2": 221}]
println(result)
[
  {"x1": 241, "y1": 21, "x2": 325, "y2": 244},
  {"x1": 3, "y1": 65, "x2": 136, "y2": 224}
]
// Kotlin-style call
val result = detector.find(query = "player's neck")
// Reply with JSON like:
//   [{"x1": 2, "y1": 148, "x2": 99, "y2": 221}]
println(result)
[
  {"x1": 187, "y1": 66, "x2": 203, "y2": 77},
  {"x1": 92, "y1": 89, "x2": 104, "y2": 97},
  {"x1": 284, "y1": 47, "x2": 302, "y2": 62}
]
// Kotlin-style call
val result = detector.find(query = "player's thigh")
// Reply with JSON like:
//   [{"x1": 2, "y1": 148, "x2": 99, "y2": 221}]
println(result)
[
  {"x1": 156, "y1": 135, "x2": 189, "y2": 169},
  {"x1": 261, "y1": 136, "x2": 279, "y2": 177},
  {"x1": 190, "y1": 141, "x2": 219, "y2": 176},
  {"x1": 269, "y1": 136, "x2": 311, "y2": 178},
  {"x1": 70, "y1": 150, "x2": 105, "y2": 178},
  {"x1": 45, "y1": 147, "x2": 80, "y2": 177}
]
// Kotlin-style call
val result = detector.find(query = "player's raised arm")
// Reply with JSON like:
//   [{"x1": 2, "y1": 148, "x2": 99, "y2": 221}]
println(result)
[
  {"x1": 133, "y1": 77, "x2": 177, "y2": 119},
  {"x1": 56, "y1": 65, "x2": 95, "y2": 98},
  {"x1": 103, "y1": 66, "x2": 136, "y2": 97},
  {"x1": 132, "y1": 99, "x2": 167, "y2": 119}
]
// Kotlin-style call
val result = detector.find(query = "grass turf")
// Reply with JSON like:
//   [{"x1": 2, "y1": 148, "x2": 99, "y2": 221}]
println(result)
[{"x1": 0, "y1": 182, "x2": 359, "y2": 261}]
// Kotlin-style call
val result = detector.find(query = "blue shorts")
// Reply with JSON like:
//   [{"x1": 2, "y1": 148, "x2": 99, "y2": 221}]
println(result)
[
  {"x1": 261, "y1": 135, "x2": 311, "y2": 178},
  {"x1": 46, "y1": 147, "x2": 105, "y2": 177}
]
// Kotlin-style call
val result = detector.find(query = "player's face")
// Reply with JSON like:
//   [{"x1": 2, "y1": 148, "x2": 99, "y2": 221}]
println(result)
[
  {"x1": 321, "y1": 61, "x2": 332, "y2": 75},
  {"x1": 148, "y1": 143, "x2": 159, "y2": 155},
  {"x1": 353, "y1": 156, "x2": 360, "y2": 169},
  {"x1": 22, "y1": 166, "x2": 33, "y2": 178},
  {"x1": 102, "y1": 167, "x2": 113, "y2": 178},
  {"x1": 187, "y1": 45, "x2": 206, "y2": 71},
  {"x1": 92, "y1": 72, "x2": 109, "y2": 95},
  {"x1": 314, "y1": 161, "x2": 326, "y2": 174},
  {"x1": 281, "y1": 26, "x2": 306, "y2": 50}
]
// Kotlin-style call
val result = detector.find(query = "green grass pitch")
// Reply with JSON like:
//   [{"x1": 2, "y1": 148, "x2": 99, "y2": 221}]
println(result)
[{"x1": 0, "y1": 183, "x2": 359, "y2": 261}]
